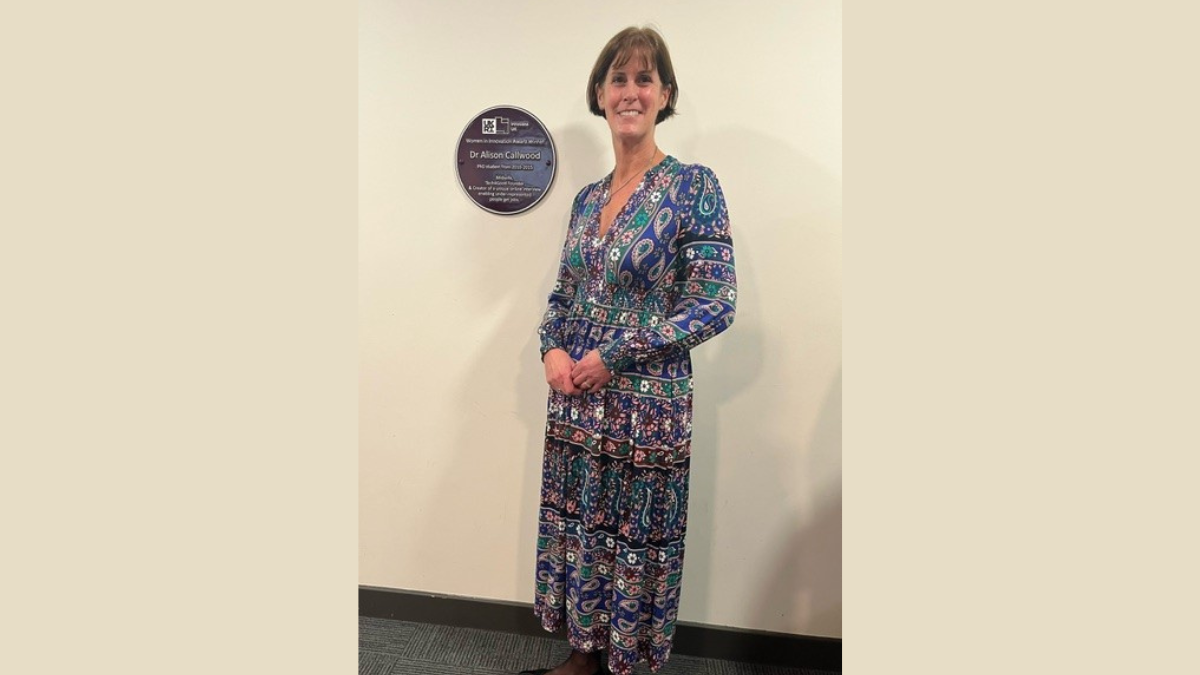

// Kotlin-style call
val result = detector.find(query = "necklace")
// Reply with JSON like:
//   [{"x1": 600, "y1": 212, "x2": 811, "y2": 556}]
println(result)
[{"x1": 602, "y1": 150, "x2": 660, "y2": 207}]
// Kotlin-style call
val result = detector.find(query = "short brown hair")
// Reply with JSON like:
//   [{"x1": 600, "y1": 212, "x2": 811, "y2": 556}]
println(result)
[{"x1": 586, "y1": 26, "x2": 679, "y2": 125}]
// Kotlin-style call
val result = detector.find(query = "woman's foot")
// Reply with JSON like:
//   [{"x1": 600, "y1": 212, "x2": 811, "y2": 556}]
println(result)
[{"x1": 538, "y1": 648, "x2": 606, "y2": 675}]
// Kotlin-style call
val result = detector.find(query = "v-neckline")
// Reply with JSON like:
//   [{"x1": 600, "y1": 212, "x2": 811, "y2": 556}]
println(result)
[{"x1": 594, "y1": 155, "x2": 672, "y2": 243}]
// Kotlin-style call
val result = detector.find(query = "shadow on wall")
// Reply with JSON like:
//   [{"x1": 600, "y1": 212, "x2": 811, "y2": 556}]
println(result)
[
  {"x1": 747, "y1": 367, "x2": 842, "y2": 637},
  {"x1": 681, "y1": 124, "x2": 841, "y2": 636},
  {"x1": 680, "y1": 237, "x2": 763, "y2": 626}
]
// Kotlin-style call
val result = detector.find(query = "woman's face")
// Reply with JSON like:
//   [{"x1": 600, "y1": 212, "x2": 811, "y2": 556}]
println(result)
[{"x1": 597, "y1": 52, "x2": 670, "y2": 143}]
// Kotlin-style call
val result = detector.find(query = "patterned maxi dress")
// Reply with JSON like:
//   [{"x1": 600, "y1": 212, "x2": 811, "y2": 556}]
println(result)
[{"x1": 534, "y1": 156, "x2": 737, "y2": 674}]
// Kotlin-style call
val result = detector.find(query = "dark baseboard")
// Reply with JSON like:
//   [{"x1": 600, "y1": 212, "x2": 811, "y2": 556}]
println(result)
[{"x1": 359, "y1": 585, "x2": 841, "y2": 672}]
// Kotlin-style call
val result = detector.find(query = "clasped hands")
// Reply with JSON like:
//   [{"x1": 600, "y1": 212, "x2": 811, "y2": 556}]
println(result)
[{"x1": 543, "y1": 348, "x2": 613, "y2": 396}]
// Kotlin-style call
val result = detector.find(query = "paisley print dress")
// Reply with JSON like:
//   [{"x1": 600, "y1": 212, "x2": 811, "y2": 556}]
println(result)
[{"x1": 534, "y1": 156, "x2": 737, "y2": 674}]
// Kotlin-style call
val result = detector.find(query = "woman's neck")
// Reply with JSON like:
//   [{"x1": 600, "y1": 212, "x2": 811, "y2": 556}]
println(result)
[{"x1": 611, "y1": 137, "x2": 662, "y2": 183}]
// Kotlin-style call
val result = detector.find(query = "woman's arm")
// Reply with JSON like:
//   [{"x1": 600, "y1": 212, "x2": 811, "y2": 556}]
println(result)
[
  {"x1": 597, "y1": 166, "x2": 737, "y2": 371},
  {"x1": 537, "y1": 188, "x2": 589, "y2": 360}
]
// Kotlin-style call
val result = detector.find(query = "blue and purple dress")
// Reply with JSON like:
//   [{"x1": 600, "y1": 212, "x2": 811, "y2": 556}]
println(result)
[{"x1": 534, "y1": 155, "x2": 737, "y2": 674}]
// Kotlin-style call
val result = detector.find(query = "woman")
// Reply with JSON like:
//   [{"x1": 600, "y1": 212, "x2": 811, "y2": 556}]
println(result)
[{"x1": 525, "y1": 26, "x2": 737, "y2": 675}]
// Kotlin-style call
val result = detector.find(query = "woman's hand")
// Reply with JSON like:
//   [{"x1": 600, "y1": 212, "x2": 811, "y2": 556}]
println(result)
[
  {"x1": 570, "y1": 349, "x2": 614, "y2": 393},
  {"x1": 544, "y1": 348, "x2": 582, "y2": 396}
]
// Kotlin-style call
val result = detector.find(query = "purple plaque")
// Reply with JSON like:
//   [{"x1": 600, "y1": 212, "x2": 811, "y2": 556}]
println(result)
[{"x1": 455, "y1": 105, "x2": 557, "y2": 215}]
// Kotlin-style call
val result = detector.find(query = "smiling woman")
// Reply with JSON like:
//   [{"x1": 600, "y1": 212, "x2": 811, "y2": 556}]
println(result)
[
  {"x1": 586, "y1": 28, "x2": 679, "y2": 125},
  {"x1": 524, "y1": 25, "x2": 737, "y2": 675}
]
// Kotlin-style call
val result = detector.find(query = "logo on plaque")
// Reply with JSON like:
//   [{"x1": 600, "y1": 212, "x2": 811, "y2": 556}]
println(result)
[
  {"x1": 481, "y1": 117, "x2": 509, "y2": 135},
  {"x1": 456, "y1": 106, "x2": 556, "y2": 215}
]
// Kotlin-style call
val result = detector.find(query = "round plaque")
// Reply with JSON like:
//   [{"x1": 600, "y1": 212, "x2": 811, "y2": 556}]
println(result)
[{"x1": 455, "y1": 105, "x2": 557, "y2": 215}]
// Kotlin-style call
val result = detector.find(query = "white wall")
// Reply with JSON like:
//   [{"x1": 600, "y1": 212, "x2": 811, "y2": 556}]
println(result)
[{"x1": 359, "y1": 0, "x2": 841, "y2": 638}]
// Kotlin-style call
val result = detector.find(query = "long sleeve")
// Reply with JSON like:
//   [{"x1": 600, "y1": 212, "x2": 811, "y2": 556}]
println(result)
[
  {"x1": 598, "y1": 166, "x2": 737, "y2": 371},
  {"x1": 537, "y1": 188, "x2": 588, "y2": 358}
]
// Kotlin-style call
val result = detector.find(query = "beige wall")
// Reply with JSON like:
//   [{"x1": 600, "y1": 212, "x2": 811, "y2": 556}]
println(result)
[{"x1": 359, "y1": 0, "x2": 842, "y2": 638}]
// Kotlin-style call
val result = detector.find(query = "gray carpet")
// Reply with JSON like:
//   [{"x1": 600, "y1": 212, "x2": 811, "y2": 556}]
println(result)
[{"x1": 359, "y1": 616, "x2": 839, "y2": 675}]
